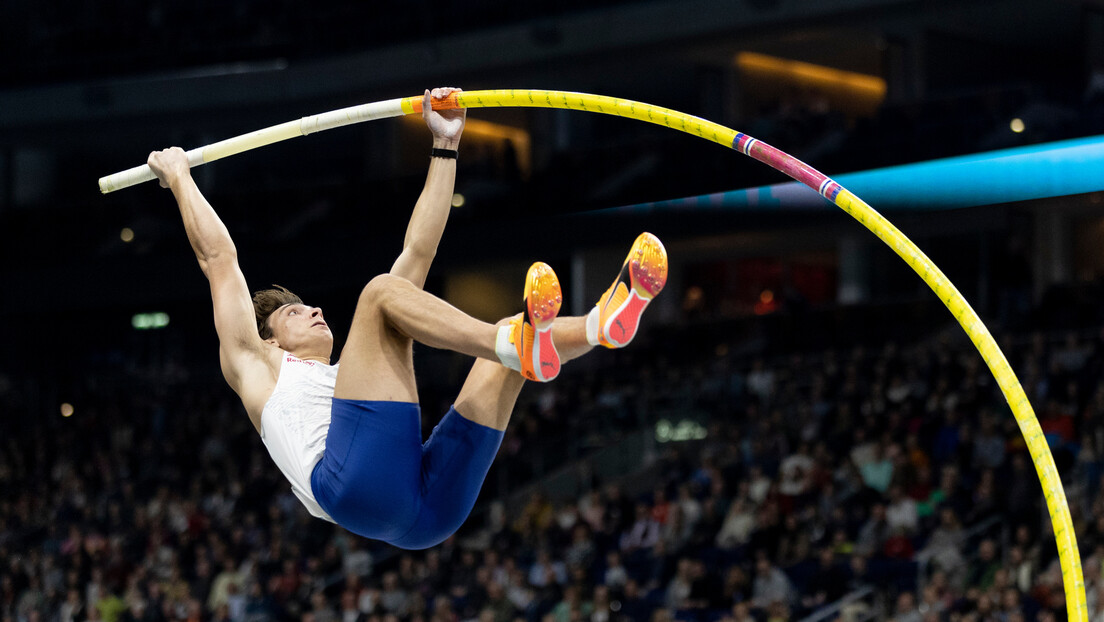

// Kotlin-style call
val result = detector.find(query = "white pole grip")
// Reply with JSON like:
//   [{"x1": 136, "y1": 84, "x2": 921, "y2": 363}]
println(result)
[
  {"x1": 97, "y1": 147, "x2": 211, "y2": 193},
  {"x1": 98, "y1": 98, "x2": 408, "y2": 194},
  {"x1": 300, "y1": 98, "x2": 407, "y2": 135},
  {"x1": 98, "y1": 162, "x2": 156, "y2": 194},
  {"x1": 200, "y1": 120, "x2": 303, "y2": 164}
]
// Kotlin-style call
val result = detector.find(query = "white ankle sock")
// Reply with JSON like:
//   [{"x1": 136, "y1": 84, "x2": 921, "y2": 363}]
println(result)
[
  {"x1": 496, "y1": 325, "x2": 521, "y2": 371},
  {"x1": 585, "y1": 307, "x2": 601, "y2": 346}
]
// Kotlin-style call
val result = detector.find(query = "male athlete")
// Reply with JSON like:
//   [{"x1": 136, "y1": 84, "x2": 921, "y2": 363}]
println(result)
[{"x1": 147, "y1": 87, "x2": 668, "y2": 550}]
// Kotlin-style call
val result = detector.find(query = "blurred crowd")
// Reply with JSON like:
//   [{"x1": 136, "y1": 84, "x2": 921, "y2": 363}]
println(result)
[{"x1": 6, "y1": 299, "x2": 1104, "y2": 622}]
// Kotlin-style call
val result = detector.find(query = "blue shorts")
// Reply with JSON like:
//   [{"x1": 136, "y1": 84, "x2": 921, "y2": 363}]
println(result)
[{"x1": 310, "y1": 399, "x2": 504, "y2": 550}]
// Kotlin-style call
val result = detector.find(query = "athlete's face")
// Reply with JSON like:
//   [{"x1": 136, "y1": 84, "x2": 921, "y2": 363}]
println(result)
[{"x1": 266, "y1": 303, "x2": 334, "y2": 357}]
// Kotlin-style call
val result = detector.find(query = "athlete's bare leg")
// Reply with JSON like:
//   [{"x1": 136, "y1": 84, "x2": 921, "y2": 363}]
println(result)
[
  {"x1": 333, "y1": 274, "x2": 592, "y2": 403},
  {"x1": 454, "y1": 316, "x2": 591, "y2": 430},
  {"x1": 334, "y1": 274, "x2": 496, "y2": 402},
  {"x1": 334, "y1": 229, "x2": 666, "y2": 405}
]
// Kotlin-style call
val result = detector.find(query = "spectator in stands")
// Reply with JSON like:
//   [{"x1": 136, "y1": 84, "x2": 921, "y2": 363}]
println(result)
[
  {"x1": 859, "y1": 441, "x2": 895, "y2": 494},
  {"x1": 377, "y1": 572, "x2": 408, "y2": 618},
  {"x1": 722, "y1": 602, "x2": 755, "y2": 622},
  {"x1": 803, "y1": 548, "x2": 848, "y2": 611},
  {"x1": 674, "y1": 485, "x2": 702, "y2": 536},
  {"x1": 528, "y1": 550, "x2": 566, "y2": 590},
  {"x1": 617, "y1": 580, "x2": 651, "y2": 622},
  {"x1": 882, "y1": 526, "x2": 915, "y2": 559},
  {"x1": 619, "y1": 504, "x2": 661, "y2": 554},
  {"x1": 885, "y1": 485, "x2": 918, "y2": 535},
  {"x1": 745, "y1": 467, "x2": 771, "y2": 507},
  {"x1": 601, "y1": 552, "x2": 627, "y2": 593},
  {"x1": 564, "y1": 524, "x2": 596, "y2": 572},
  {"x1": 338, "y1": 590, "x2": 359, "y2": 622},
  {"x1": 966, "y1": 539, "x2": 1002, "y2": 591},
  {"x1": 889, "y1": 591, "x2": 921, "y2": 622},
  {"x1": 515, "y1": 493, "x2": 556, "y2": 544},
  {"x1": 480, "y1": 580, "x2": 516, "y2": 622},
  {"x1": 650, "y1": 488, "x2": 671, "y2": 528},
  {"x1": 745, "y1": 359, "x2": 775, "y2": 405},
  {"x1": 602, "y1": 486, "x2": 635, "y2": 538},
  {"x1": 715, "y1": 499, "x2": 755, "y2": 550},
  {"x1": 662, "y1": 558, "x2": 694, "y2": 611},
  {"x1": 920, "y1": 507, "x2": 966, "y2": 585},
  {"x1": 973, "y1": 412, "x2": 1006, "y2": 469},
  {"x1": 578, "y1": 491, "x2": 605, "y2": 533},
  {"x1": 855, "y1": 503, "x2": 890, "y2": 557},
  {"x1": 550, "y1": 584, "x2": 591, "y2": 622},
  {"x1": 917, "y1": 584, "x2": 947, "y2": 620},
  {"x1": 750, "y1": 556, "x2": 794, "y2": 611},
  {"x1": 775, "y1": 514, "x2": 811, "y2": 567},
  {"x1": 310, "y1": 590, "x2": 338, "y2": 622},
  {"x1": 719, "y1": 565, "x2": 752, "y2": 609},
  {"x1": 778, "y1": 442, "x2": 814, "y2": 510}
]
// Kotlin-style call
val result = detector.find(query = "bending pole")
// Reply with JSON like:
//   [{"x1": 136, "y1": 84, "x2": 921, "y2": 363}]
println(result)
[{"x1": 98, "y1": 90, "x2": 1087, "y2": 620}]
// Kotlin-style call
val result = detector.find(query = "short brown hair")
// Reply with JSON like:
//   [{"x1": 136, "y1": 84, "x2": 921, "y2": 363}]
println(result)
[{"x1": 253, "y1": 285, "x2": 303, "y2": 339}]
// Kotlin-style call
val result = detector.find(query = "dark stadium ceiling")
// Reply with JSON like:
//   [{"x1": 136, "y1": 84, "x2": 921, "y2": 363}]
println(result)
[{"x1": 1, "y1": 0, "x2": 1097, "y2": 136}]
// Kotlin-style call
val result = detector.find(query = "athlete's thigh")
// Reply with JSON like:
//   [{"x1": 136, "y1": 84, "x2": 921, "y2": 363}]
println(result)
[
  {"x1": 334, "y1": 295, "x2": 418, "y2": 402},
  {"x1": 388, "y1": 405, "x2": 505, "y2": 550}
]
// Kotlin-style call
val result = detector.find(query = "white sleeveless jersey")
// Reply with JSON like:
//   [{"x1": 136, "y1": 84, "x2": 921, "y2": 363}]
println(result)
[{"x1": 259, "y1": 352, "x2": 337, "y2": 523}]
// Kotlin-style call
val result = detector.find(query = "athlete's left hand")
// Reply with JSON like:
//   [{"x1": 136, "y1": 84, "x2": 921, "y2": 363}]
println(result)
[
  {"x1": 424, "y1": 87, "x2": 465, "y2": 150},
  {"x1": 147, "y1": 147, "x2": 191, "y2": 189}
]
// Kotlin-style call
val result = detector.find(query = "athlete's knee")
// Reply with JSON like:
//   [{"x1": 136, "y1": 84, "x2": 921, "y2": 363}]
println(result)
[{"x1": 359, "y1": 274, "x2": 407, "y2": 312}]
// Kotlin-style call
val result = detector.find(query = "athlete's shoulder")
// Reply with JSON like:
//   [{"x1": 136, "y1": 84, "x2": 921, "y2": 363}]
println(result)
[{"x1": 225, "y1": 343, "x2": 283, "y2": 430}]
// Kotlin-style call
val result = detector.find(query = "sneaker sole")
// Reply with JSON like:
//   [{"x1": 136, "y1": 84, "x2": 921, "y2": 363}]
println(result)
[
  {"x1": 600, "y1": 233, "x2": 667, "y2": 348},
  {"x1": 525, "y1": 262, "x2": 562, "y2": 381}
]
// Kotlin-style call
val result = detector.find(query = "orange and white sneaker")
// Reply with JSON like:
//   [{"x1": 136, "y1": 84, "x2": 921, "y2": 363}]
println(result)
[
  {"x1": 500, "y1": 262, "x2": 562, "y2": 382},
  {"x1": 590, "y1": 232, "x2": 667, "y2": 348}
]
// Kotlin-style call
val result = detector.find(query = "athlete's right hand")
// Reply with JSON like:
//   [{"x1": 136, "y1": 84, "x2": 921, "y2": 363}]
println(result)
[
  {"x1": 423, "y1": 87, "x2": 465, "y2": 150},
  {"x1": 147, "y1": 147, "x2": 191, "y2": 189}
]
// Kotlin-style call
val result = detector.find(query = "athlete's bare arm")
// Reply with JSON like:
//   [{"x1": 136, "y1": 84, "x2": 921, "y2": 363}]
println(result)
[
  {"x1": 389, "y1": 88, "x2": 467, "y2": 289},
  {"x1": 148, "y1": 148, "x2": 276, "y2": 429}
]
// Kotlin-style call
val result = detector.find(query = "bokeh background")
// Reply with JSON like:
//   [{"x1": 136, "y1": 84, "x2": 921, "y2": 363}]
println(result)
[{"x1": 4, "y1": 1, "x2": 1104, "y2": 621}]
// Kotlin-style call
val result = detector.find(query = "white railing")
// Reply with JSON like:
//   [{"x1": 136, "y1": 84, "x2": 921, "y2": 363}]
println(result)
[{"x1": 799, "y1": 586, "x2": 878, "y2": 622}]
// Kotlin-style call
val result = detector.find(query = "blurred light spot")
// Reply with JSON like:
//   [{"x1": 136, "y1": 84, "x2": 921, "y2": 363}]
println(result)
[
  {"x1": 120, "y1": 227, "x2": 135, "y2": 242},
  {"x1": 1010, "y1": 118, "x2": 1025, "y2": 133},
  {"x1": 451, "y1": 193, "x2": 465, "y2": 208},
  {"x1": 132, "y1": 312, "x2": 170, "y2": 330},
  {"x1": 656, "y1": 419, "x2": 707, "y2": 442},
  {"x1": 60, "y1": 403, "x2": 74, "y2": 417},
  {"x1": 683, "y1": 286, "x2": 704, "y2": 311}
]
